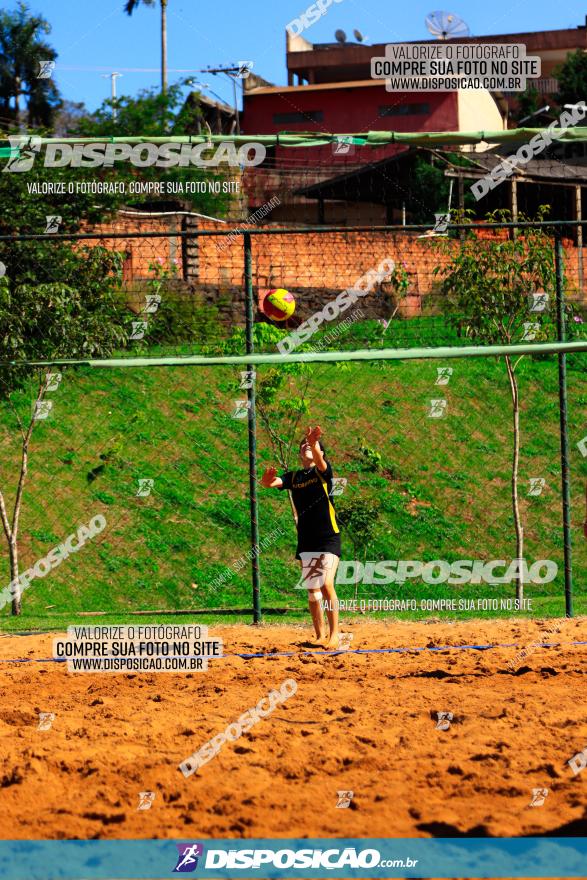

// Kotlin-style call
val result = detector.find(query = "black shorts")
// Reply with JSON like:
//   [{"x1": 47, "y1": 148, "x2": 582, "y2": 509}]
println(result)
[{"x1": 295, "y1": 533, "x2": 341, "y2": 561}]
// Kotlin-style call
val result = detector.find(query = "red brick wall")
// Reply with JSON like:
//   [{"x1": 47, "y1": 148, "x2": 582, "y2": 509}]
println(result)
[
  {"x1": 85, "y1": 214, "x2": 586, "y2": 323},
  {"x1": 194, "y1": 219, "x2": 586, "y2": 313},
  {"x1": 81, "y1": 214, "x2": 185, "y2": 279}
]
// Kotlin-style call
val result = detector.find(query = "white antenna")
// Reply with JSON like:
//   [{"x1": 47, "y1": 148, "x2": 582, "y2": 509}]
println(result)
[
  {"x1": 425, "y1": 11, "x2": 470, "y2": 39},
  {"x1": 335, "y1": 29, "x2": 347, "y2": 44}
]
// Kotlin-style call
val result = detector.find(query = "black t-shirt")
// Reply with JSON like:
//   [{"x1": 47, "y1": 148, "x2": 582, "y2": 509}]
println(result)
[{"x1": 279, "y1": 461, "x2": 340, "y2": 554}]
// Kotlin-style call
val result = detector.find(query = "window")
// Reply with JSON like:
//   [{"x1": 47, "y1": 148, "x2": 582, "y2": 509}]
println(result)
[
  {"x1": 379, "y1": 103, "x2": 430, "y2": 117},
  {"x1": 273, "y1": 111, "x2": 323, "y2": 124}
]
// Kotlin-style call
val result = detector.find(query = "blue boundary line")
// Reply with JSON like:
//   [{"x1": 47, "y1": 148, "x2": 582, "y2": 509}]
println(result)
[{"x1": 0, "y1": 640, "x2": 586, "y2": 664}]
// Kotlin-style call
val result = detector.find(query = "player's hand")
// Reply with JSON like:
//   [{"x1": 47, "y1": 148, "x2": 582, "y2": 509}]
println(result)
[
  {"x1": 261, "y1": 466, "x2": 277, "y2": 488},
  {"x1": 306, "y1": 425, "x2": 322, "y2": 446}
]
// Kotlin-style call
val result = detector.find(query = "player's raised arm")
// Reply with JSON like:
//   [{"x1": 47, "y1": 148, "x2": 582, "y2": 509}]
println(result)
[
  {"x1": 306, "y1": 425, "x2": 327, "y2": 472},
  {"x1": 261, "y1": 466, "x2": 283, "y2": 489}
]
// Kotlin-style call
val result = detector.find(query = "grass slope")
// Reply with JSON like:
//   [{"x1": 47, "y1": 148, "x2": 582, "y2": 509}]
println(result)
[{"x1": 0, "y1": 324, "x2": 585, "y2": 631}]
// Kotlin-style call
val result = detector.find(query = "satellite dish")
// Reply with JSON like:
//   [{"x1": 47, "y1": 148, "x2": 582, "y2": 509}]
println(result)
[
  {"x1": 353, "y1": 29, "x2": 365, "y2": 42},
  {"x1": 425, "y1": 10, "x2": 470, "y2": 39},
  {"x1": 335, "y1": 29, "x2": 347, "y2": 44}
]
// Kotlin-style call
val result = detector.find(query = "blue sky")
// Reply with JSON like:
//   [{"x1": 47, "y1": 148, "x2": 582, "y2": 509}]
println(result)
[{"x1": 8, "y1": 0, "x2": 587, "y2": 111}]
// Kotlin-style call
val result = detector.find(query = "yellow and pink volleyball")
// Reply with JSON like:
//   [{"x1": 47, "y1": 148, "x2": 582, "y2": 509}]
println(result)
[{"x1": 262, "y1": 288, "x2": 296, "y2": 322}]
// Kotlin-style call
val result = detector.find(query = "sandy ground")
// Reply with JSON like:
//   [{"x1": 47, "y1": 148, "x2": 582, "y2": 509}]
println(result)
[{"x1": 0, "y1": 616, "x2": 586, "y2": 843}]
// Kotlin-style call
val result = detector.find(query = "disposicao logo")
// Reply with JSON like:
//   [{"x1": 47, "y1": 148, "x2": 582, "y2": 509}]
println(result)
[
  {"x1": 2, "y1": 136, "x2": 266, "y2": 171},
  {"x1": 173, "y1": 843, "x2": 204, "y2": 873}
]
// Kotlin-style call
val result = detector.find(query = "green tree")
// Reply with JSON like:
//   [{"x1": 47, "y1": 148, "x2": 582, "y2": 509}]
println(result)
[
  {"x1": 407, "y1": 153, "x2": 476, "y2": 224},
  {"x1": 124, "y1": 0, "x2": 168, "y2": 94},
  {"x1": 69, "y1": 84, "x2": 230, "y2": 217},
  {"x1": 515, "y1": 86, "x2": 542, "y2": 124},
  {"x1": 52, "y1": 99, "x2": 91, "y2": 137},
  {"x1": 0, "y1": 1, "x2": 60, "y2": 128},
  {"x1": 554, "y1": 50, "x2": 587, "y2": 107},
  {"x1": 434, "y1": 209, "x2": 557, "y2": 600},
  {"x1": 0, "y1": 249, "x2": 129, "y2": 615},
  {"x1": 72, "y1": 82, "x2": 200, "y2": 139},
  {"x1": 0, "y1": 145, "x2": 126, "y2": 292}
]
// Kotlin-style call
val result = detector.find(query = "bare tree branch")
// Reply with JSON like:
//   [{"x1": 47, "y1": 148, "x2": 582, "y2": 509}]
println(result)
[
  {"x1": 12, "y1": 375, "x2": 47, "y2": 542},
  {"x1": 0, "y1": 489, "x2": 12, "y2": 544}
]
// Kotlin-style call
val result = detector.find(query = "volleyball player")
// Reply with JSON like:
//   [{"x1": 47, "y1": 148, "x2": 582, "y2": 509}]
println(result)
[{"x1": 261, "y1": 426, "x2": 341, "y2": 649}]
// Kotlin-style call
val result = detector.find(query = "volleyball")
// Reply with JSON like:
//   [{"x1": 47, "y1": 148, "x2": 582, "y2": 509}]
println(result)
[{"x1": 262, "y1": 288, "x2": 295, "y2": 321}]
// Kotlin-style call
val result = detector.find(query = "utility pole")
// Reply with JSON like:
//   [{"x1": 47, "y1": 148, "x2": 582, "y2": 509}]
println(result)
[
  {"x1": 160, "y1": 0, "x2": 168, "y2": 94},
  {"x1": 102, "y1": 72, "x2": 123, "y2": 121},
  {"x1": 230, "y1": 74, "x2": 240, "y2": 135},
  {"x1": 199, "y1": 66, "x2": 245, "y2": 135}
]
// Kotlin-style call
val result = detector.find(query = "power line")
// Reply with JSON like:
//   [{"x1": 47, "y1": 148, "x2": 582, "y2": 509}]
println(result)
[{"x1": 57, "y1": 65, "x2": 215, "y2": 73}]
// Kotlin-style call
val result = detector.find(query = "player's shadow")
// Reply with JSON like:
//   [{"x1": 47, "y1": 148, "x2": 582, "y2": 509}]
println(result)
[
  {"x1": 417, "y1": 811, "x2": 587, "y2": 838},
  {"x1": 416, "y1": 821, "x2": 490, "y2": 837},
  {"x1": 535, "y1": 813, "x2": 587, "y2": 836}
]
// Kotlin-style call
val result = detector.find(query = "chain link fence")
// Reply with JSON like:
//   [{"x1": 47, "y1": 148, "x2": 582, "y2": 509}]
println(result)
[{"x1": 0, "y1": 220, "x2": 585, "y2": 622}]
